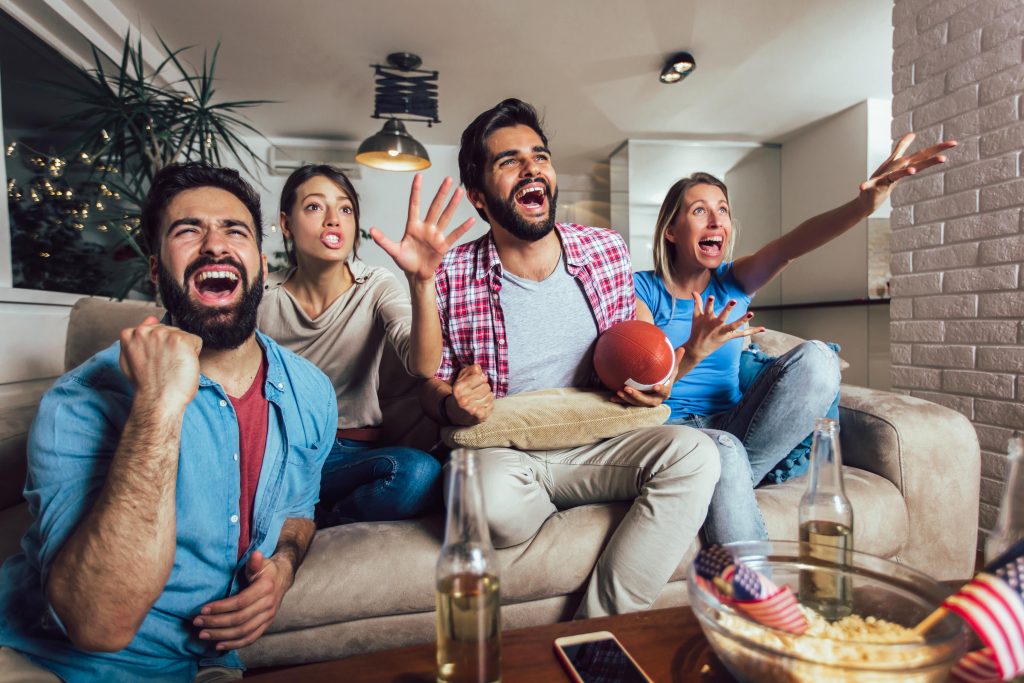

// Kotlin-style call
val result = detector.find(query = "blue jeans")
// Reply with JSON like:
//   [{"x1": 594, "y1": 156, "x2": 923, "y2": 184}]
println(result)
[
  {"x1": 317, "y1": 438, "x2": 442, "y2": 526},
  {"x1": 670, "y1": 341, "x2": 841, "y2": 544}
]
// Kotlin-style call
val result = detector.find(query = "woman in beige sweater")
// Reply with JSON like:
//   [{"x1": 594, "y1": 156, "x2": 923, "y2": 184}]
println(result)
[{"x1": 258, "y1": 165, "x2": 473, "y2": 526}]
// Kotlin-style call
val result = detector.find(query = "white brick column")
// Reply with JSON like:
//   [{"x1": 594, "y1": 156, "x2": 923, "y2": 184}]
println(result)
[{"x1": 891, "y1": 0, "x2": 1024, "y2": 535}]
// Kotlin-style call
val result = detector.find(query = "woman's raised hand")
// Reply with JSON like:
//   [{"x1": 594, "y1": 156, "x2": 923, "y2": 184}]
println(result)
[
  {"x1": 369, "y1": 174, "x2": 476, "y2": 281},
  {"x1": 858, "y1": 133, "x2": 956, "y2": 213},
  {"x1": 683, "y1": 293, "x2": 764, "y2": 366}
]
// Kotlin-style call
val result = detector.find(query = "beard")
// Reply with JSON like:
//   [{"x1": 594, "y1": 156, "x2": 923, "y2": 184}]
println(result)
[
  {"x1": 157, "y1": 255, "x2": 263, "y2": 351},
  {"x1": 484, "y1": 177, "x2": 558, "y2": 242}
]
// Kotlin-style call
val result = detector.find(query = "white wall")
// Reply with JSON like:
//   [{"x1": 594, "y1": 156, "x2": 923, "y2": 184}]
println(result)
[
  {"x1": 780, "y1": 102, "x2": 870, "y2": 304},
  {"x1": 725, "y1": 147, "x2": 783, "y2": 306},
  {"x1": 776, "y1": 99, "x2": 894, "y2": 388}
]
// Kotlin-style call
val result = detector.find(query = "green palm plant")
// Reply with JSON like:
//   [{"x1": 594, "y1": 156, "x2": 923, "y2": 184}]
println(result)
[{"x1": 8, "y1": 33, "x2": 271, "y2": 298}]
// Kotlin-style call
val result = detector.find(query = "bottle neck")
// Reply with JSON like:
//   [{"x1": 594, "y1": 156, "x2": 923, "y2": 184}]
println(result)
[
  {"x1": 443, "y1": 450, "x2": 493, "y2": 549},
  {"x1": 994, "y1": 436, "x2": 1024, "y2": 530},
  {"x1": 806, "y1": 420, "x2": 845, "y2": 495}
]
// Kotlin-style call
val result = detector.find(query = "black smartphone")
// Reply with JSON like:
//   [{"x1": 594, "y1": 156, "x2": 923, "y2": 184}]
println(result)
[{"x1": 553, "y1": 630, "x2": 653, "y2": 683}]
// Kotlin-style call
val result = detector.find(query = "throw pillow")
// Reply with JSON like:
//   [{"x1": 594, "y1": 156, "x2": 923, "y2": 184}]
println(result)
[
  {"x1": 441, "y1": 387, "x2": 670, "y2": 450},
  {"x1": 738, "y1": 342, "x2": 842, "y2": 485}
]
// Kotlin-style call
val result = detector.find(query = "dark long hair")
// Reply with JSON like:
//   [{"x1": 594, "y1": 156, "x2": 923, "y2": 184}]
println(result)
[{"x1": 278, "y1": 164, "x2": 361, "y2": 265}]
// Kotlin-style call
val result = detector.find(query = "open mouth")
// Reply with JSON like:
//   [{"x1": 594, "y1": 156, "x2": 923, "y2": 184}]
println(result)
[
  {"x1": 698, "y1": 235, "x2": 724, "y2": 257},
  {"x1": 321, "y1": 231, "x2": 344, "y2": 250},
  {"x1": 191, "y1": 268, "x2": 241, "y2": 305},
  {"x1": 514, "y1": 184, "x2": 548, "y2": 213}
]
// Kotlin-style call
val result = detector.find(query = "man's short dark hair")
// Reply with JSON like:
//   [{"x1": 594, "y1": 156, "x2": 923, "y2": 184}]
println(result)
[
  {"x1": 458, "y1": 98, "x2": 549, "y2": 205},
  {"x1": 140, "y1": 163, "x2": 264, "y2": 255}
]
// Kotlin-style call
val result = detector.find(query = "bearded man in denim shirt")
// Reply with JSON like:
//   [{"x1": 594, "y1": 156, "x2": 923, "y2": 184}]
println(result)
[{"x1": 0, "y1": 164, "x2": 337, "y2": 682}]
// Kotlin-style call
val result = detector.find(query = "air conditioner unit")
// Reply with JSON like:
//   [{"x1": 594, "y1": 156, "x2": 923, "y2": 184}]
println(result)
[{"x1": 267, "y1": 144, "x2": 362, "y2": 179}]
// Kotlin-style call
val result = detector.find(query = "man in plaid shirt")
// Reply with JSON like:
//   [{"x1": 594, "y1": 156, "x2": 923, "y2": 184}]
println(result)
[{"x1": 422, "y1": 99, "x2": 719, "y2": 618}]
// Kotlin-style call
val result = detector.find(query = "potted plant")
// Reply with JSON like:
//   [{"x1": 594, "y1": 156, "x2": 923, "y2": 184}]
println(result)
[{"x1": 5, "y1": 33, "x2": 270, "y2": 298}]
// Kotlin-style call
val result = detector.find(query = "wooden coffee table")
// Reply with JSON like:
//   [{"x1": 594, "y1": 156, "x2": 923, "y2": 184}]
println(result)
[{"x1": 244, "y1": 605, "x2": 737, "y2": 682}]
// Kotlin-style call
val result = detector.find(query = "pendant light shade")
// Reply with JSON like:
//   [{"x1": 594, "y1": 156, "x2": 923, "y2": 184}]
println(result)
[
  {"x1": 355, "y1": 118, "x2": 431, "y2": 171},
  {"x1": 356, "y1": 52, "x2": 439, "y2": 172}
]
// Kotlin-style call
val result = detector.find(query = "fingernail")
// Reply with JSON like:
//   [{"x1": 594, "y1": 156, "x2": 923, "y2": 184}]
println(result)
[
  {"x1": 729, "y1": 300, "x2": 736, "y2": 305},
  {"x1": 199, "y1": 631, "x2": 210, "y2": 640},
  {"x1": 745, "y1": 313, "x2": 754, "y2": 318},
  {"x1": 202, "y1": 607, "x2": 211, "y2": 615},
  {"x1": 194, "y1": 617, "x2": 204, "y2": 626},
  {"x1": 216, "y1": 644, "x2": 225, "y2": 651}
]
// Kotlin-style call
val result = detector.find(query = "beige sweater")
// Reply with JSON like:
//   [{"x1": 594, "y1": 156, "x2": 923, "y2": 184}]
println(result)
[{"x1": 257, "y1": 260, "x2": 413, "y2": 429}]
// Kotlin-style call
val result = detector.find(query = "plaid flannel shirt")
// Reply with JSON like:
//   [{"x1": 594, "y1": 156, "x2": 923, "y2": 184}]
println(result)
[{"x1": 434, "y1": 222, "x2": 635, "y2": 398}]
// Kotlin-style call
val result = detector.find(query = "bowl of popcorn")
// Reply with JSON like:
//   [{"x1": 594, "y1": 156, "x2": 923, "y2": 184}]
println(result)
[{"x1": 687, "y1": 540, "x2": 967, "y2": 683}]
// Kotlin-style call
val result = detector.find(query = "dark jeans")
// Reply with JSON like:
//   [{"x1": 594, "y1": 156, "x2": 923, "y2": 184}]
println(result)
[{"x1": 317, "y1": 438, "x2": 442, "y2": 527}]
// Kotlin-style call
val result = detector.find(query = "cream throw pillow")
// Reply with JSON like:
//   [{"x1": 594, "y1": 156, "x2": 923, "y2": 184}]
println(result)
[{"x1": 441, "y1": 387, "x2": 670, "y2": 450}]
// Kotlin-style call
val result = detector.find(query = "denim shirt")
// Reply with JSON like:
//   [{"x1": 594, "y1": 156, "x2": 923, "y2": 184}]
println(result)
[{"x1": 0, "y1": 331, "x2": 336, "y2": 682}]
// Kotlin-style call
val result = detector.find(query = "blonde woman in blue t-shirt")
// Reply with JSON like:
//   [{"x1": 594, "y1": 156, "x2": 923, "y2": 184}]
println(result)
[{"x1": 624, "y1": 133, "x2": 954, "y2": 544}]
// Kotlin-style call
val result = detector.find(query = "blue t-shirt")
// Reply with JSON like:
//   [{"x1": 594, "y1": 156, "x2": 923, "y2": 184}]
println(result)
[
  {"x1": 634, "y1": 264, "x2": 751, "y2": 420},
  {"x1": 0, "y1": 331, "x2": 336, "y2": 682}
]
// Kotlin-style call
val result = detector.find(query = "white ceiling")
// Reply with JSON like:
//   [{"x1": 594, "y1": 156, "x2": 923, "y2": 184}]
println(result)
[{"x1": 108, "y1": 0, "x2": 894, "y2": 175}]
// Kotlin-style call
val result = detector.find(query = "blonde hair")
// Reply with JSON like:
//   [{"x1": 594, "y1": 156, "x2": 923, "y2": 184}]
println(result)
[{"x1": 652, "y1": 172, "x2": 736, "y2": 284}]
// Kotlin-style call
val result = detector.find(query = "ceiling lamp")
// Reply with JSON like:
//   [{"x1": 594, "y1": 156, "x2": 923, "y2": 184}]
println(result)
[
  {"x1": 356, "y1": 52, "x2": 439, "y2": 171},
  {"x1": 659, "y1": 51, "x2": 696, "y2": 84}
]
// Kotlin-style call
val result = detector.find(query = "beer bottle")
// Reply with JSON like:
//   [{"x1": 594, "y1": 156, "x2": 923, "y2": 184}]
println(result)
[
  {"x1": 985, "y1": 432, "x2": 1024, "y2": 565},
  {"x1": 799, "y1": 417, "x2": 854, "y2": 620},
  {"x1": 436, "y1": 449, "x2": 501, "y2": 683}
]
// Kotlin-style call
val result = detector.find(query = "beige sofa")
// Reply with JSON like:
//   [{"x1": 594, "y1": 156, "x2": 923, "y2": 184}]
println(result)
[{"x1": 0, "y1": 297, "x2": 981, "y2": 668}]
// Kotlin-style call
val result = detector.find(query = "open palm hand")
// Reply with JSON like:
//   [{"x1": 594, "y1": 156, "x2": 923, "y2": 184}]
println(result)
[
  {"x1": 683, "y1": 293, "x2": 764, "y2": 365},
  {"x1": 858, "y1": 133, "x2": 956, "y2": 213},
  {"x1": 370, "y1": 174, "x2": 475, "y2": 282}
]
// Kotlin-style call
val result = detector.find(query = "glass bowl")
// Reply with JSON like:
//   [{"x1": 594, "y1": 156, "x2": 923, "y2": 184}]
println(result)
[{"x1": 687, "y1": 540, "x2": 967, "y2": 683}]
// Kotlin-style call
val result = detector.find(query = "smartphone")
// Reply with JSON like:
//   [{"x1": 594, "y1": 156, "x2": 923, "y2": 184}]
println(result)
[{"x1": 553, "y1": 631, "x2": 653, "y2": 683}]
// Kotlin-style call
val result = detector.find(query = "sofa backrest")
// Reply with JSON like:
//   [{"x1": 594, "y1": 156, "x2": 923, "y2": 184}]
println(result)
[{"x1": 65, "y1": 298, "x2": 165, "y2": 372}]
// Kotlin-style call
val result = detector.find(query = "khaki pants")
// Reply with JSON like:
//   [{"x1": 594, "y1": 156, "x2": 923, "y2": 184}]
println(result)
[
  {"x1": 0, "y1": 648, "x2": 60, "y2": 683},
  {"x1": 469, "y1": 425, "x2": 719, "y2": 618},
  {"x1": 0, "y1": 647, "x2": 242, "y2": 682}
]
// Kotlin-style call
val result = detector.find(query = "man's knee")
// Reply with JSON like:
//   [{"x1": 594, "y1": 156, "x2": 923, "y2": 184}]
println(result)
[
  {"x1": 471, "y1": 452, "x2": 549, "y2": 548},
  {"x1": 657, "y1": 425, "x2": 721, "y2": 483}
]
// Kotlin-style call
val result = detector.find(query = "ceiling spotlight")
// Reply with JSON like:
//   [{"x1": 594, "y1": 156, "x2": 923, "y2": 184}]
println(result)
[
  {"x1": 659, "y1": 51, "x2": 696, "y2": 84},
  {"x1": 356, "y1": 52, "x2": 440, "y2": 171}
]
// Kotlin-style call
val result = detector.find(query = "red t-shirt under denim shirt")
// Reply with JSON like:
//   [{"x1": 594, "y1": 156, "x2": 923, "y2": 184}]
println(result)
[{"x1": 229, "y1": 355, "x2": 269, "y2": 559}]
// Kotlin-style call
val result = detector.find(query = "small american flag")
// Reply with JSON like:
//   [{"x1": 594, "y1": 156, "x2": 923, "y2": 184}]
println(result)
[
  {"x1": 942, "y1": 539, "x2": 1024, "y2": 680},
  {"x1": 691, "y1": 545, "x2": 808, "y2": 635},
  {"x1": 950, "y1": 649, "x2": 1001, "y2": 683},
  {"x1": 731, "y1": 563, "x2": 808, "y2": 635},
  {"x1": 694, "y1": 544, "x2": 734, "y2": 580}
]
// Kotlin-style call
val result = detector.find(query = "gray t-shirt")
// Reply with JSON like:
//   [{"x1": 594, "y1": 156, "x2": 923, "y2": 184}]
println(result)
[
  {"x1": 501, "y1": 255, "x2": 599, "y2": 395},
  {"x1": 257, "y1": 259, "x2": 413, "y2": 429}
]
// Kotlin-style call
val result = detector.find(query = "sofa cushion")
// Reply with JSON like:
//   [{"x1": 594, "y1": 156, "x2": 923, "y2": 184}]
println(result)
[
  {"x1": 268, "y1": 460, "x2": 908, "y2": 634},
  {"x1": 65, "y1": 298, "x2": 164, "y2": 372},
  {"x1": 441, "y1": 388, "x2": 669, "y2": 450},
  {"x1": 0, "y1": 405, "x2": 36, "y2": 512},
  {"x1": 756, "y1": 466, "x2": 908, "y2": 559}
]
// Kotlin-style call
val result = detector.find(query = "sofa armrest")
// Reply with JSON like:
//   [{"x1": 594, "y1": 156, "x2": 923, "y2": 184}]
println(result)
[{"x1": 838, "y1": 384, "x2": 979, "y2": 580}]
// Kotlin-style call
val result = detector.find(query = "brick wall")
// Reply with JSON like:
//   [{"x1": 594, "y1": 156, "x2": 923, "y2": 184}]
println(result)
[{"x1": 890, "y1": 0, "x2": 1024, "y2": 534}]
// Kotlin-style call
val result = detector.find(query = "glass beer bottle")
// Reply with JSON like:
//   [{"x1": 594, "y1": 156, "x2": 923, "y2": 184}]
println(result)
[
  {"x1": 985, "y1": 432, "x2": 1024, "y2": 565},
  {"x1": 436, "y1": 449, "x2": 501, "y2": 683},
  {"x1": 798, "y1": 417, "x2": 854, "y2": 620}
]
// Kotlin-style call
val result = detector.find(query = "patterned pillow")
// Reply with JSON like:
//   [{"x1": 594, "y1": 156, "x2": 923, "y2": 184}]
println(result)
[{"x1": 738, "y1": 342, "x2": 842, "y2": 486}]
